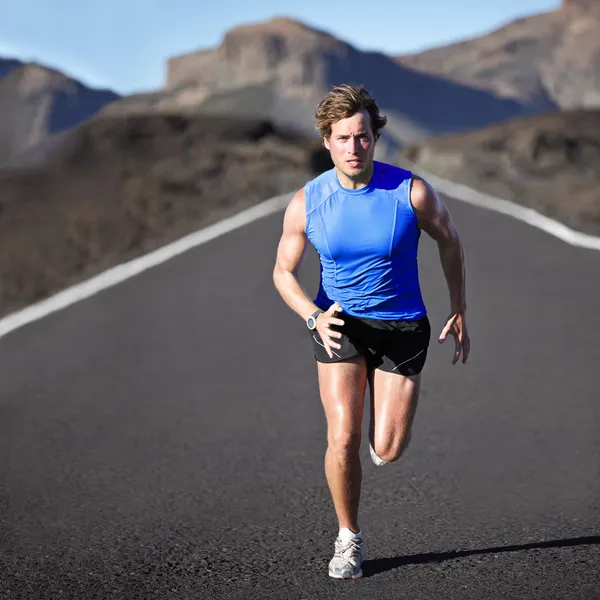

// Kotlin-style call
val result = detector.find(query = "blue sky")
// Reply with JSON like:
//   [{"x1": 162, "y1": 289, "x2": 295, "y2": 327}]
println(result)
[{"x1": 1, "y1": 0, "x2": 560, "y2": 95}]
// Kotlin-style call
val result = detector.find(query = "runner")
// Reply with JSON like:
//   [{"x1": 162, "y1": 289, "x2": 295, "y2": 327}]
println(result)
[{"x1": 273, "y1": 84, "x2": 470, "y2": 580}]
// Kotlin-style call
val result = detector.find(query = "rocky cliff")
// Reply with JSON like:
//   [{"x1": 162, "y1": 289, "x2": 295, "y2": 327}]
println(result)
[
  {"x1": 396, "y1": 0, "x2": 600, "y2": 110},
  {"x1": 105, "y1": 17, "x2": 535, "y2": 156}
]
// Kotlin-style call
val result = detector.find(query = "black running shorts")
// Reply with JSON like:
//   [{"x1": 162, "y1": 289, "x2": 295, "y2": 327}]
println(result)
[{"x1": 310, "y1": 314, "x2": 431, "y2": 376}]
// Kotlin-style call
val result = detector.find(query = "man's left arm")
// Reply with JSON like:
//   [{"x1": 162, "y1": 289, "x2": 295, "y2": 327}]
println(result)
[{"x1": 410, "y1": 175, "x2": 470, "y2": 365}]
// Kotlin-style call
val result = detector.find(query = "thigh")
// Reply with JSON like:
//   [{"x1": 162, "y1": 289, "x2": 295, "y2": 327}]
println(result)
[
  {"x1": 367, "y1": 317, "x2": 430, "y2": 439},
  {"x1": 368, "y1": 369, "x2": 421, "y2": 439},
  {"x1": 317, "y1": 355, "x2": 369, "y2": 438}
]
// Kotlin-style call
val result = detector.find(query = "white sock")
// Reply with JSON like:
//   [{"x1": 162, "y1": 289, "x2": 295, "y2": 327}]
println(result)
[{"x1": 339, "y1": 527, "x2": 362, "y2": 542}]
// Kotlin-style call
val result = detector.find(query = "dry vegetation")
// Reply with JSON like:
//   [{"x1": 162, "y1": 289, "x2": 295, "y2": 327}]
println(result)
[{"x1": 399, "y1": 109, "x2": 600, "y2": 235}]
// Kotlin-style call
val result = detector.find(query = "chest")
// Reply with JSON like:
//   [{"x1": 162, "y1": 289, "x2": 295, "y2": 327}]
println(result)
[{"x1": 311, "y1": 194, "x2": 415, "y2": 260}]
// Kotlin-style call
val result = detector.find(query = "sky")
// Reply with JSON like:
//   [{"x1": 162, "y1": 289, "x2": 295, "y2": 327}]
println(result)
[{"x1": 0, "y1": 0, "x2": 560, "y2": 95}]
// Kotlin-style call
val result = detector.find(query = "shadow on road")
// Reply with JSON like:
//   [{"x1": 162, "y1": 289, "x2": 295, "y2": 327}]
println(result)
[{"x1": 362, "y1": 535, "x2": 600, "y2": 578}]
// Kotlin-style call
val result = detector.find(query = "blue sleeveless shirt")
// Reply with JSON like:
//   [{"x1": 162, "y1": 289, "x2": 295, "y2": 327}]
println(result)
[{"x1": 304, "y1": 161, "x2": 427, "y2": 321}]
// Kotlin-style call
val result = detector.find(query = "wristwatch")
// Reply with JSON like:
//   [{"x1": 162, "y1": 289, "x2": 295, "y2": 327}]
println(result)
[{"x1": 306, "y1": 309, "x2": 323, "y2": 330}]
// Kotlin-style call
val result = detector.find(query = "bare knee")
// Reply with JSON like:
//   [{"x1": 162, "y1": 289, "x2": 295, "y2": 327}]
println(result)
[
  {"x1": 328, "y1": 429, "x2": 362, "y2": 459},
  {"x1": 373, "y1": 429, "x2": 412, "y2": 463}
]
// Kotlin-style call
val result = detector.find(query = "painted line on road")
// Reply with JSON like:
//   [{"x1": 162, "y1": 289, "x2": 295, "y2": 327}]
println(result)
[
  {"x1": 2, "y1": 161, "x2": 599, "y2": 341},
  {"x1": 401, "y1": 160, "x2": 600, "y2": 252},
  {"x1": 0, "y1": 193, "x2": 292, "y2": 341}
]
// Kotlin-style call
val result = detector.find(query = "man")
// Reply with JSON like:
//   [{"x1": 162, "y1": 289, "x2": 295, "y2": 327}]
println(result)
[{"x1": 272, "y1": 84, "x2": 470, "y2": 580}]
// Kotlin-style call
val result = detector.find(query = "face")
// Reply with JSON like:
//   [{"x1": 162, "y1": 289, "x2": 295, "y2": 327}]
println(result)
[{"x1": 324, "y1": 109, "x2": 376, "y2": 188}]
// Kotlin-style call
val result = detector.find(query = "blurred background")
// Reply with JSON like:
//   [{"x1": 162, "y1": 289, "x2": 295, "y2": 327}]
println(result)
[
  {"x1": 1, "y1": 0, "x2": 598, "y2": 316},
  {"x1": 2, "y1": 3, "x2": 600, "y2": 599}
]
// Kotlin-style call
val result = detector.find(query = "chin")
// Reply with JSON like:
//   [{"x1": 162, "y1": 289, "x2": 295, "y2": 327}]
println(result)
[{"x1": 344, "y1": 165, "x2": 366, "y2": 178}]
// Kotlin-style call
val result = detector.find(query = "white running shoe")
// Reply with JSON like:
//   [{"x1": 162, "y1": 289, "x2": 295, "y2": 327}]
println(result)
[
  {"x1": 328, "y1": 529, "x2": 363, "y2": 579},
  {"x1": 369, "y1": 443, "x2": 388, "y2": 467}
]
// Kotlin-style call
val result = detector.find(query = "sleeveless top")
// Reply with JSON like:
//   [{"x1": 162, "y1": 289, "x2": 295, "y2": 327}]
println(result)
[{"x1": 304, "y1": 160, "x2": 427, "y2": 321}]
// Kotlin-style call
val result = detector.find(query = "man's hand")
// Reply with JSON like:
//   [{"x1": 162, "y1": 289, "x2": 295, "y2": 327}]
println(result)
[
  {"x1": 438, "y1": 311, "x2": 470, "y2": 365},
  {"x1": 316, "y1": 302, "x2": 345, "y2": 359}
]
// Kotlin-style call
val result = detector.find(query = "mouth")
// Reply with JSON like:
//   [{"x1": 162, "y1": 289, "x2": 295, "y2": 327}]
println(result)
[{"x1": 347, "y1": 160, "x2": 362, "y2": 169}]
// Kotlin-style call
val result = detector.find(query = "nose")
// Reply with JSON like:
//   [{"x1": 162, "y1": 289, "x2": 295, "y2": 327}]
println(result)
[{"x1": 350, "y1": 136, "x2": 361, "y2": 154}]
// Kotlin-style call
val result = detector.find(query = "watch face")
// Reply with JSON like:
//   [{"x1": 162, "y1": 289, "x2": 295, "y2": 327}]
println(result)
[{"x1": 307, "y1": 317, "x2": 316, "y2": 330}]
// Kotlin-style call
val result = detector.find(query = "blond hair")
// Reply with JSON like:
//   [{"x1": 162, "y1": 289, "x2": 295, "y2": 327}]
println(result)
[{"x1": 314, "y1": 84, "x2": 387, "y2": 140}]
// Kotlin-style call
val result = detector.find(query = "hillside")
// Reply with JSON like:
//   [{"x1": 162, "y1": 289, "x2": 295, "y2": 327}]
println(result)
[
  {"x1": 0, "y1": 113, "x2": 332, "y2": 318},
  {"x1": 0, "y1": 62, "x2": 120, "y2": 167},
  {"x1": 396, "y1": 0, "x2": 600, "y2": 110},
  {"x1": 399, "y1": 109, "x2": 600, "y2": 235}
]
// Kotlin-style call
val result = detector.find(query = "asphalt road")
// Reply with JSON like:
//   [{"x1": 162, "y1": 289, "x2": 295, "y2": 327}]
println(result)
[{"x1": 1, "y1": 193, "x2": 600, "y2": 600}]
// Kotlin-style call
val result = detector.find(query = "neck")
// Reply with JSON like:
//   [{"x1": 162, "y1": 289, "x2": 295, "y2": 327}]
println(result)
[{"x1": 336, "y1": 161, "x2": 375, "y2": 190}]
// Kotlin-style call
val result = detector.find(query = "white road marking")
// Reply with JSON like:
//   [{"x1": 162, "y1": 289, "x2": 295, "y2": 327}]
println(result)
[
  {"x1": 0, "y1": 193, "x2": 291, "y2": 340},
  {"x1": 401, "y1": 160, "x2": 600, "y2": 252},
  {"x1": 2, "y1": 159, "x2": 599, "y2": 341}
]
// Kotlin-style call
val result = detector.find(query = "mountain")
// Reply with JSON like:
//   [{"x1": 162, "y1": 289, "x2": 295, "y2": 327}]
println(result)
[
  {"x1": 396, "y1": 0, "x2": 600, "y2": 110},
  {"x1": 0, "y1": 57, "x2": 22, "y2": 78},
  {"x1": 103, "y1": 17, "x2": 538, "y2": 157},
  {"x1": 399, "y1": 108, "x2": 600, "y2": 235},
  {"x1": 0, "y1": 62, "x2": 120, "y2": 167}
]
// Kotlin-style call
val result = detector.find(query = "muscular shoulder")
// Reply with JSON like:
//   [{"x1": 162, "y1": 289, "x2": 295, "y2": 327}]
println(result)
[
  {"x1": 409, "y1": 175, "x2": 458, "y2": 243},
  {"x1": 289, "y1": 187, "x2": 306, "y2": 212},
  {"x1": 409, "y1": 175, "x2": 441, "y2": 217},
  {"x1": 283, "y1": 187, "x2": 307, "y2": 233}
]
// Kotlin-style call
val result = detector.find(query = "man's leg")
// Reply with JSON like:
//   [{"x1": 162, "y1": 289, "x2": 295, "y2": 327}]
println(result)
[
  {"x1": 367, "y1": 317, "x2": 430, "y2": 465},
  {"x1": 368, "y1": 370, "x2": 421, "y2": 465},
  {"x1": 317, "y1": 354, "x2": 368, "y2": 579},
  {"x1": 317, "y1": 354, "x2": 368, "y2": 531}
]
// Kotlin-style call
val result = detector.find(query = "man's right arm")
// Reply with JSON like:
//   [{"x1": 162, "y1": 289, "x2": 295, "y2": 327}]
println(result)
[
  {"x1": 272, "y1": 189, "x2": 344, "y2": 358},
  {"x1": 272, "y1": 188, "x2": 320, "y2": 322}
]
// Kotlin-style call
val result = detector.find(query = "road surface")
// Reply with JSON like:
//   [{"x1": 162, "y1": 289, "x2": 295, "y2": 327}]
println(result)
[{"x1": 1, "y1": 193, "x2": 599, "y2": 600}]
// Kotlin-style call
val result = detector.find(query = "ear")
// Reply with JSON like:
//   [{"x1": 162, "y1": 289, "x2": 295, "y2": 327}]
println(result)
[{"x1": 323, "y1": 136, "x2": 330, "y2": 150}]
